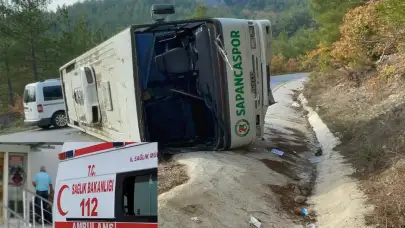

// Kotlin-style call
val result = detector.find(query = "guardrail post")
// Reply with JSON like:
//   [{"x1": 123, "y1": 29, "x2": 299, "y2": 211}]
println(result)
[
  {"x1": 32, "y1": 196, "x2": 35, "y2": 228},
  {"x1": 6, "y1": 210, "x2": 9, "y2": 228},
  {"x1": 40, "y1": 200, "x2": 44, "y2": 228},
  {"x1": 3, "y1": 151, "x2": 9, "y2": 227},
  {"x1": 23, "y1": 190, "x2": 26, "y2": 226}
]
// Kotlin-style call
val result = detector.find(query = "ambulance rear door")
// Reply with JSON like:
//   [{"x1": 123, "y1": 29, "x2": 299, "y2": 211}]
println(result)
[{"x1": 53, "y1": 142, "x2": 158, "y2": 228}]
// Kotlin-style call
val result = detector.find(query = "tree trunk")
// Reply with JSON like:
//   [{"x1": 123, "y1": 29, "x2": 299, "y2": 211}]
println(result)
[
  {"x1": 30, "y1": 38, "x2": 39, "y2": 81},
  {"x1": 4, "y1": 46, "x2": 14, "y2": 106}
]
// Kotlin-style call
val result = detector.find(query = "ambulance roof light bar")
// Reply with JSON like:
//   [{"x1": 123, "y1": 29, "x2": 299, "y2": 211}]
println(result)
[{"x1": 151, "y1": 4, "x2": 175, "y2": 23}]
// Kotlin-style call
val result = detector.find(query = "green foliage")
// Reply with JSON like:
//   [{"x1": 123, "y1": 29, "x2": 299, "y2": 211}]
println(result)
[
  {"x1": 309, "y1": 0, "x2": 363, "y2": 45},
  {"x1": 193, "y1": 4, "x2": 209, "y2": 18},
  {"x1": 273, "y1": 27, "x2": 318, "y2": 59},
  {"x1": 272, "y1": 4, "x2": 314, "y2": 37},
  {"x1": 61, "y1": 0, "x2": 313, "y2": 37},
  {"x1": 0, "y1": 0, "x2": 104, "y2": 112},
  {"x1": 377, "y1": 0, "x2": 405, "y2": 28}
]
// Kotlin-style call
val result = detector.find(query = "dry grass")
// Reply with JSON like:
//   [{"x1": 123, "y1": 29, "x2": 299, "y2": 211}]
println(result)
[
  {"x1": 9, "y1": 94, "x2": 24, "y2": 115},
  {"x1": 304, "y1": 67, "x2": 405, "y2": 227},
  {"x1": 363, "y1": 161, "x2": 405, "y2": 227},
  {"x1": 0, "y1": 113, "x2": 34, "y2": 135},
  {"x1": 158, "y1": 158, "x2": 189, "y2": 195},
  {"x1": 0, "y1": 94, "x2": 35, "y2": 135}
]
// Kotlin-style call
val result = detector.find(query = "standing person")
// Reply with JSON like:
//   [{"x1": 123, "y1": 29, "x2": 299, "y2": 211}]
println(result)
[{"x1": 32, "y1": 166, "x2": 53, "y2": 223}]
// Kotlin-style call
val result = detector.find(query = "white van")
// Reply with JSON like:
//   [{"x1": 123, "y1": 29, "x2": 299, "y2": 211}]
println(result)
[
  {"x1": 53, "y1": 142, "x2": 158, "y2": 228},
  {"x1": 23, "y1": 79, "x2": 68, "y2": 129}
]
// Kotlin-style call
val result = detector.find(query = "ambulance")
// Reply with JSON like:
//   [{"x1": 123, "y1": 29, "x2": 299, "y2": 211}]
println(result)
[
  {"x1": 53, "y1": 142, "x2": 158, "y2": 228},
  {"x1": 59, "y1": 4, "x2": 275, "y2": 152}
]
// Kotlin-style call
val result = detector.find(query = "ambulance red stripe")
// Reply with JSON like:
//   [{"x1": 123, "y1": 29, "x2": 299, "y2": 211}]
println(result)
[
  {"x1": 54, "y1": 221, "x2": 157, "y2": 228},
  {"x1": 58, "y1": 142, "x2": 136, "y2": 160},
  {"x1": 74, "y1": 142, "x2": 135, "y2": 157}
]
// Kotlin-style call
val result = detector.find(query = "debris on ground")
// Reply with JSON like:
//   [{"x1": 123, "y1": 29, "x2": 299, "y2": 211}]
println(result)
[
  {"x1": 292, "y1": 102, "x2": 301, "y2": 108},
  {"x1": 300, "y1": 208, "x2": 308, "y2": 216},
  {"x1": 271, "y1": 148, "x2": 285, "y2": 156},
  {"x1": 294, "y1": 195, "x2": 307, "y2": 204},
  {"x1": 191, "y1": 217, "x2": 201, "y2": 224},
  {"x1": 314, "y1": 148, "x2": 323, "y2": 157},
  {"x1": 294, "y1": 207, "x2": 303, "y2": 216},
  {"x1": 293, "y1": 185, "x2": 301, "y2": 195},
  {"x1": 249, "y1": 215, "x2": 262, "y2": 228},
  {"x1": 300, "y1": 188, "x2": 309, "y2": 197}
]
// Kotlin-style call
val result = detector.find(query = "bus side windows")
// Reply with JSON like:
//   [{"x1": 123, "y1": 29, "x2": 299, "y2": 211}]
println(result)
[{"x1": 115, "y1": 168, "x2": 158, "y2": 223}]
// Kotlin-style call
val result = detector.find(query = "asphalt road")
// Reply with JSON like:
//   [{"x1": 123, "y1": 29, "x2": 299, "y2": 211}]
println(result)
[
  {"x1": 0, "y1": 73, "x2": 308, "y2": 143},
  {"x1": 270, "y1": 72, "x2": 309, "y2": 89}
]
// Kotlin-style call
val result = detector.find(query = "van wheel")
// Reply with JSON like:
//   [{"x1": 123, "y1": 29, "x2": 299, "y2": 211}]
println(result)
[{"x1": 52, "y1": 111, "x2": 67, "y2": 128}]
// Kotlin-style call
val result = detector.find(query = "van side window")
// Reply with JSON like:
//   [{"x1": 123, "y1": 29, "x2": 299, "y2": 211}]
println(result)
[
  {"x1": 43, "y1": 86, "x2": 63, "y2": 101},
  {"x1": 115, "y1": 169, "x2": 158, "y2": 223},
  {"x1": 23, "y1": 87, "x2": 36, "y2": 103},
  {"x1": 84, "y1": 67, "x2": 94, "y2": 84}
]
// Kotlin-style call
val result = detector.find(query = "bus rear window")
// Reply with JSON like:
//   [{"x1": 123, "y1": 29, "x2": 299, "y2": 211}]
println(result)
[
  {"x1": 43, "y1": 86, "x2": 63, "y2": 101},
  {"x1": 23, "y1": 87, "x2": 36, "y2": 103}
]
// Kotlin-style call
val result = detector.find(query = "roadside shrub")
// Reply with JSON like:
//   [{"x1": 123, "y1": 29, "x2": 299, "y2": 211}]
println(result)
[
  {"x1": 285, "y1": 58, "x2": 299, "y2": 72},
  {"x1": 377, "y1": 0, "x2": 405, "y2": 52},
  {"x1": 9, "y1": 94, "x2": 24, "y2": 115},
  {"x1": 331, "y1": 1, "x2": 385, "y2": 67},
  {"x1": 377, "y1": 0, "x2": 405, "y2": 30},
  {"x1": 271, "y1": 54, "x2": 302, "y2": 75},
  {"x1": 300, "y1": 42, "x2": 333, "y2": 72},
  {"x1": 271, "y1": 54, "x2": 286, "y2": 74},
  {"x1": 379, "y1": 65, "x2": 397, "y2": 80}
]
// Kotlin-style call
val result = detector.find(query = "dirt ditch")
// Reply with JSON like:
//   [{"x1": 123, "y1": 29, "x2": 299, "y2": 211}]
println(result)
[
  {"x1": 158, "y1": 80, "x2": 319, "y2": 227},
  {"x1": 158, "y1": 152, "x2": 190, "y2": 195}
]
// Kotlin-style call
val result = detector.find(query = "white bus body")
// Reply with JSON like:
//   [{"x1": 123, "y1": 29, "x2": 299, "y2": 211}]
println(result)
[{"x1": 59, "y1": 18, "x2": 275, "y2": 151}]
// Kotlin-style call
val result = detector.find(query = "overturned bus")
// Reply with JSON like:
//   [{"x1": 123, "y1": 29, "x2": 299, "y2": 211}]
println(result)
[{"x1": 59, "y1": 5, "x2": 275, "y2": 152}]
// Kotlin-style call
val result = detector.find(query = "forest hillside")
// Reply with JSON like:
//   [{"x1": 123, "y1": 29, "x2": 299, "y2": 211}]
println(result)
[
  {"x1": 303, "y1": 0, "x2": 405, "y2": 227},
  {"x1": 0, "y1": 0, "x2": 312, "y2": 113}
]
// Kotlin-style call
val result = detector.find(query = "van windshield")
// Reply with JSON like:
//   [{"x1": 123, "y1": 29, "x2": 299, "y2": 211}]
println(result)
[
  {"x1": 43, "y1": 85, "x2": 63, "y2": 101},
  {"x1": 23, "y1": 87, "x2": 36, "y2": 103}
]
